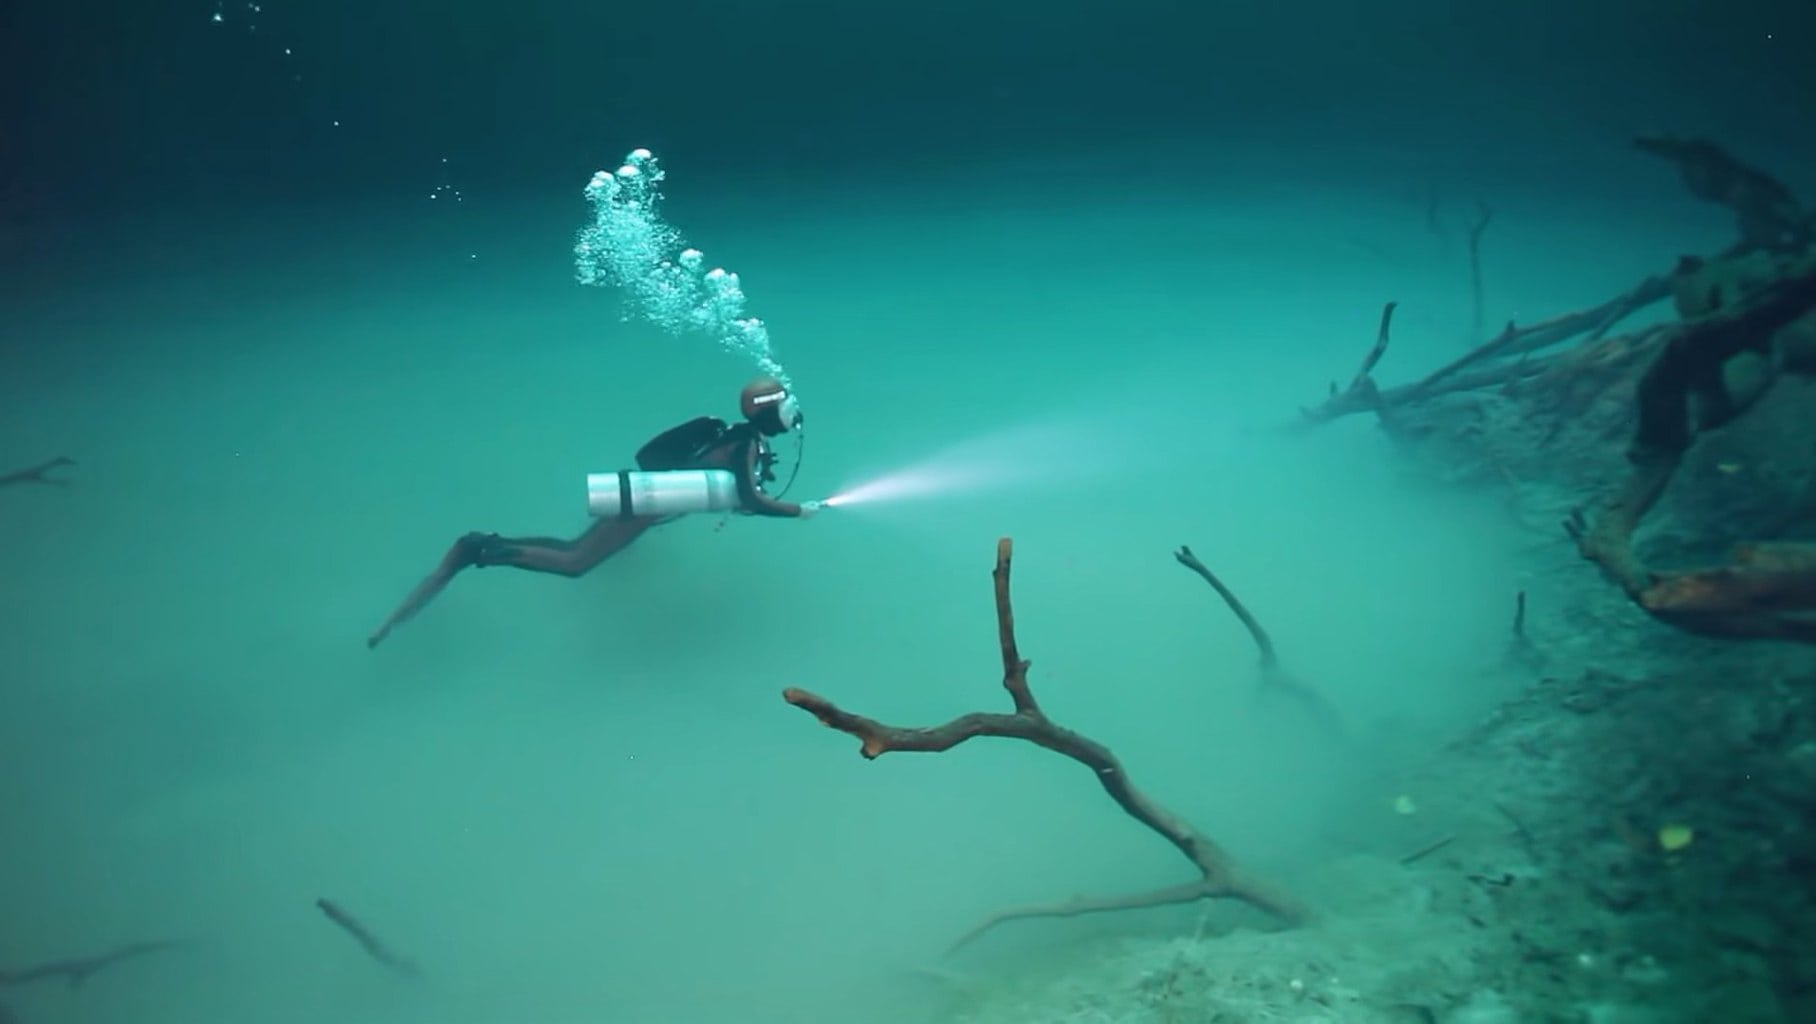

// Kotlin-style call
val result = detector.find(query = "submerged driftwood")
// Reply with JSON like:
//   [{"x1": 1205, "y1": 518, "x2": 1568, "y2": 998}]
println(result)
[{"x1": 786, "y1": 538, "x2": 1309, "y2": 954}]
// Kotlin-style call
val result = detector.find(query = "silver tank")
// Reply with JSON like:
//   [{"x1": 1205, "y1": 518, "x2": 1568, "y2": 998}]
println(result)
[{"x1": 586, "y1": 469, "x2": 741, "y2": 517}]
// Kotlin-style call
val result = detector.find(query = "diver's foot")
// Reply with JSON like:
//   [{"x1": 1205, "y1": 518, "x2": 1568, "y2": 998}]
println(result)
[{"x1": 365, "y1": 533, "x2": 500, "y2": 650}]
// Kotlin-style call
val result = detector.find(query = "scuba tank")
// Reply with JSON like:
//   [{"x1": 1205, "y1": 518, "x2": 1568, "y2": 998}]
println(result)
[
  {"x1": 593, "y1": 389, "x2": 809, "y2": 520},
  {"x1": 586, "y1": 469, "x2": 742, "y2": 517}
]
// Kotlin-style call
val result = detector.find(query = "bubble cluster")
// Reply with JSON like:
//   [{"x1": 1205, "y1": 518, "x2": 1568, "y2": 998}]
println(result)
[
  {"x1": 207, "y1": 3, "x2": 305, "y2": 86},
  {"x1": 429, "y1": 157, "x2": 464, "y2": 203},
  {"x1": 573, "y1": 149, "x2": 790, "y2": 388}
]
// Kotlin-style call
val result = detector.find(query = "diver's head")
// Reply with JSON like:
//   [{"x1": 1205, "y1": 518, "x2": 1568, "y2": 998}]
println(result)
[{"x1": 740, "y1": 376, "x2": 801, "y2": 436}]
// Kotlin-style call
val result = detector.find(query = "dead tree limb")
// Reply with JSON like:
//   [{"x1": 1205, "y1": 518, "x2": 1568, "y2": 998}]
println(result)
[
  {"x1": 1171, "y1": 545, "x2": 1352, "y2": 749},
  {"x1": 315, "y1": 899, "x2": 420, "y2": 977},
  {"x1": 1298, "y1": 277, "x2": 1672, "y2": 426},
  {"x1": 1504, "y1": 590, "x2": 1545, "y2": 671},
  {"x1": 0, "y1": 940, "x2": 181, "y2": 990},
  {"x1": 783, "y1": 538, "x2": 1309, "y2": 954},
  {"x1": 1172, "y1": 545, "x2": 1277, "y2": 671},
  {"x1": 1633, "y1": 135, "x2": 1812, "y2": 252},
  {"x1": 1399, "y1": 834, "x2": 1455, "y2": 866},
  {"x1": 1467, "y1": 200, "x2": 1494, "y2": 345},
  {"x1": 1298, "y1": 301, "x2": 1396, "y2": 424},
  {"x1": 1566, "y1": 264, "x2": 1816, "y2": 643},
  {"x1": 0, "y1": 457, "x2": 74, "y2": 489},
  {"x1": 1402, "y1": 274, "x2": 1673, "y2": 404},
  {"x1": 1300, "y1": 136, "x2": 1801, "y2": 429}
]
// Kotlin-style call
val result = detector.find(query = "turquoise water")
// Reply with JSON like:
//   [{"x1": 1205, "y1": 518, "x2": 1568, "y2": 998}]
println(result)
[{"x1": 0, "y1": 138, "x2": 1741, "y2": 1021}]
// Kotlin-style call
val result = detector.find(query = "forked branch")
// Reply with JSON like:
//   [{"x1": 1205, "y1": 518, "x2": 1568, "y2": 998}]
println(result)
[
  {"x1": 1297, "y1": 276, "x2": 1673, "y2": 427},
  {"x1": 783, "y1": 538, "x2": 1308, "y2": 953},
  {"x1": 0, "y1": 940, "x2": 180, "y2": 990},
  {"x1": 0, "y1": 457, "x2": 74, "y2": 489}
]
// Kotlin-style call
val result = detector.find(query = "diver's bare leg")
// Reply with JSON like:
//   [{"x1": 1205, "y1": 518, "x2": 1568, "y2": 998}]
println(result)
[{"x1": 365, "y1": 516, "x2": 668, "y2": 649}]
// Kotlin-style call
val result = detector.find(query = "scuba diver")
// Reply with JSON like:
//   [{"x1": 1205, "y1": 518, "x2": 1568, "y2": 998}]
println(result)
[{"x1": 365, "y1": 376, "x2": 819, "y2": 649}]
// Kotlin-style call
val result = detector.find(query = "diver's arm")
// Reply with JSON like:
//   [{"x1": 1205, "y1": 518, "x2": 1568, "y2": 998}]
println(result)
[{"x1": 736, "y1": 440, "x2": 804, "y2": 518}]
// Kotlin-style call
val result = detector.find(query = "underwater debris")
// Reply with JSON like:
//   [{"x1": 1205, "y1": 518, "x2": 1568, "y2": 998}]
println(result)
[
  {"x1": 0, "y1": 939, "x2": 181, "y2": 990},
  {"x1": 315, "y1": 898, "x2": 421, "y2": 978},
  {"x1": 1172, "y1": 544, "x2": 1353, "y2": 750},
  {"x1": 1297, "y1": 278, "x2": 1673, "y2": 428},
  {"x1": 1565, "y1": 261, "x2": 1816, "y2": 644},
  {"x1": 0, "y1": 456, "x2": 74, "y2": 489},
  {"x1": 1296, "y1": 133, "x2": 1816, "y2": 647},
  {"x1": 1632, "y1": 135, "x2": 1813, "y2": 252},
  {"x1": 785, "y1": 537, "x2": 1308, "y2": 955},
  {"x1": 1466, "y1": 200, "x2": 1495, "y2": 347}
]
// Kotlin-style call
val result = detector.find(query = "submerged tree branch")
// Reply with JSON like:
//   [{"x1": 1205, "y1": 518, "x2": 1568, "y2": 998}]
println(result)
[
  {"x1": 1298, "y1": 301, "x2": 1396, "y2": 424},
  {"x1": 1172, "y1": 545, "x2": 1351, "y2": 749},
  {"x1": 0, "y1": 940, "x2": 180, "y2": 990},
  {"x1": 1567, "y1": 264, "x2": 1816, "y2": 643},
  {"x1": 315, "y1": 899, "x2": 420, "y2": 978},
  {"x1": 0, "y1": 456, "x2": 75, "y2": 489},
  {"x1": 784, "y1": 538, "x2": 1308, "y2": 953},
  {"x1": 1298, "y1": 275, "x2": 1672, "y2": 427}
]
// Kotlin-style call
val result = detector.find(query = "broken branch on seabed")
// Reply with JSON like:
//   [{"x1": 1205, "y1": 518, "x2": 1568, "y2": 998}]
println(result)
[
  {"x1": 1171, "y1": 544, "x2": 1352, "y2": 750},
  {"x1": 1297, "y1": 276, "x2": 1674, "y2": 427},
  {"x1": 1565, "y1": 264, "x2": 1816, "y2": 644},
  {"x1": 1297, "y1": 301, "x2": 1396, "y2": 425},
  {"x1": 315, "y1": 899, "x2": 420, "y2": 978},
  {"x1": 1467, "y1": 200, "x2": 1494, "y2": 345},
  {"x1": 0, "y1": 940, "x2": 181, "y2": 990},
  {"x1": 0, "y1": 456, "x2": 75, "y2": 489},
  {"x1": 784, "y1": 537, "x2": 1309, "y2": 955}
]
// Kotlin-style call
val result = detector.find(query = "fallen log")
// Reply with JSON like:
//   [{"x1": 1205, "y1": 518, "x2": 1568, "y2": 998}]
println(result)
[
  {"x1": 1298, "y1": 275, "x2": 1671, "y2": 427},
  {"x1": 1566, "y1": 264, "x2": 1816, "y2": 643}
]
